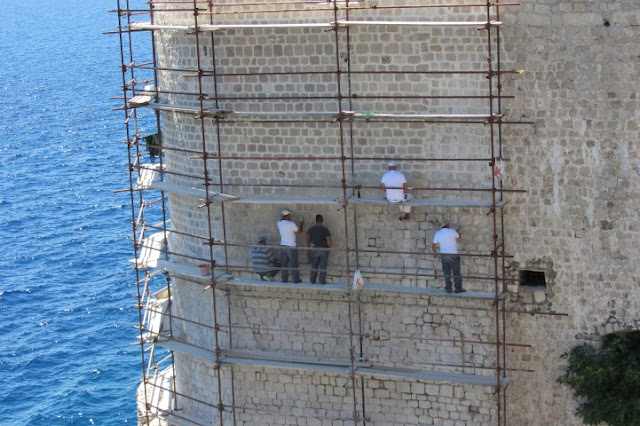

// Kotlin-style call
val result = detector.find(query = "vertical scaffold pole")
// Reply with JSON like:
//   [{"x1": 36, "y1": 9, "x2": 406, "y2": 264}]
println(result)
[
  {"x1": 331, "y1": 0, "x2": 360, "y2": 423},
  {"x1": 116, "y1": 0, "x2": 151, "y2": 423},
  {"x1": 493, "y1": 2, "x2": 509, "y2": 422},
  {"x1": 202, "y1": 1, "x2": 238, "y2": 420},
  {"x1": 341, "y1": 0, "x2": 368, "y2": 421},
  {"x1": 190, "y1": 0, "x2": 225, "y2": 423},
  {"x1": 146, "y1": 0, "x2": 180, "y2": 414},
  {"x1": 484, "y1": 1, "x2": 504, "y2": 424}
]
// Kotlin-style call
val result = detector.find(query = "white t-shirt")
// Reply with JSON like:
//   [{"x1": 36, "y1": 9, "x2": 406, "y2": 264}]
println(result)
[
  {"x1": 277, "y1": 220, "x2": 299, "y2": 247},
  {"x1": 433, "y1": 227, "x2": 459, "y2": 254},
  {"x1": 380, "y1": 170, "x2": 407, "y2": 202}
]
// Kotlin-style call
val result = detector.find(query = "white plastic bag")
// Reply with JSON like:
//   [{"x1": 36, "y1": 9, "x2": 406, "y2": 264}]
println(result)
[
  {"x1": 493, "y1": 159, "x2": 506, "y2": 179},
  {"x1": 352, "y1": 269, "x2": 364, "y2": 290}
]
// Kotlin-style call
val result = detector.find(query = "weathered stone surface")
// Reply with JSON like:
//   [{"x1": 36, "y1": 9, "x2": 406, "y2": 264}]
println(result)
[{"x1": 134, "y1": 0, "x2": 640, "y2": 424}]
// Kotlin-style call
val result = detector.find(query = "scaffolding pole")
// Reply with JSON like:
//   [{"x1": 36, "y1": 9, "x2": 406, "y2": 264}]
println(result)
[{"x1": 113, "y1": 0, "x2": 527, "y2": 424}]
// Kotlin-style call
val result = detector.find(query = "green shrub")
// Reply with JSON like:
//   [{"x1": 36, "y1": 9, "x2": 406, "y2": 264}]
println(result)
[{"x1": 557, "y1": 332, "x2": 640, "y2": 426}]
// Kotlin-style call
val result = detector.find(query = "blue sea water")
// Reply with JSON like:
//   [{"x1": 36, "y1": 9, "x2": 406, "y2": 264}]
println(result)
[{"x1": 0, "y1": 1, "x2": 146, "y2": 424}]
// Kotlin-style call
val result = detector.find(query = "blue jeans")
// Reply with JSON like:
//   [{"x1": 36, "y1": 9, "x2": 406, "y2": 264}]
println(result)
[
  {"x1": 441, "y1": 254, "x2": 462, "y2": 291},
  {"x1": 280, "y1": 246, "x2": 300, "y2": 283},
  {"x1": 310, "y1": 250, "x2": 329, "y2": 284}
]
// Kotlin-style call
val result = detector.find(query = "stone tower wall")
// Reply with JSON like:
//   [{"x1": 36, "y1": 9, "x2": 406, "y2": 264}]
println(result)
[
  {"x1": 498, "y1": 1, "x2": 640, "y2": 424},
  {"x1": 144, "y1": 0, "x2": 640, "y2": 424}
]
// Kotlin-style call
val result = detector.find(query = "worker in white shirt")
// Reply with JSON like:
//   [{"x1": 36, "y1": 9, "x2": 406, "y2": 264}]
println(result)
[
  {"x1": 380, "y1": 161, "x2": 412, "y2": 221},
  {"x1": 432, "y1": 221, "x2": 465, "y2": 293},
  {"x1": 277, "y1": 209, "x2": 304, "y2": 283}
]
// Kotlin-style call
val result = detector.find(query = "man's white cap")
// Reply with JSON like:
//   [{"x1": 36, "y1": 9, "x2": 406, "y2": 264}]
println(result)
[
  {"x1": 387, "y1": 161, "x2": 397, "y2": 167},
  {"x1": 281, "y1": 209, "x2": 291, "y2": 217}
]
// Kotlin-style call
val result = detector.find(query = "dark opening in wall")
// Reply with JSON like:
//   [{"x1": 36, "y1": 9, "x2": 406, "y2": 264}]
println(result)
[{"x1": 519, "y1": 270, "x2": 546, "y2": 288}]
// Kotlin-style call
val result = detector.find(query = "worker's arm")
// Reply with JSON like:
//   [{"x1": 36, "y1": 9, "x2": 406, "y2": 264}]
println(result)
[
  {"x1": 326, "y1": 236, "x2": 332, "y2": 247},
  {"x1": 432, "y1": 243, "x2": 438, "y2": 257}
]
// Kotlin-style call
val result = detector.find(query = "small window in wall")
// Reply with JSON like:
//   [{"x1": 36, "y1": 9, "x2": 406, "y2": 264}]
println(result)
[{"x1": 519, "y1": 270, "x2": 546, "y2": 288}]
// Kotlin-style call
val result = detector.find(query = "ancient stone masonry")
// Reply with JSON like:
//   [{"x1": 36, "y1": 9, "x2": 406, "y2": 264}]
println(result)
[{"x1": 115, "y1": 0, "x2": 640, "y2": 425}]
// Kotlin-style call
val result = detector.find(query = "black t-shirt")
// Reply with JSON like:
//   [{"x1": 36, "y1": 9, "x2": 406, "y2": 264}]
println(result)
[{"x1": 307, "y1": 225, "x2": 331, "y2": 248}]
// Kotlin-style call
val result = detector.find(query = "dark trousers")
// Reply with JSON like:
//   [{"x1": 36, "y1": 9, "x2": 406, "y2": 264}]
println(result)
[
  {"x1": 441, "y1": 254, "x2": 462, "y2": 291},
  {"x1": 280, "y1": 246, "x2": 300, "y2": 283},
  {"x1": 310, "y1": 250, "x2": 329, "y2": 284}
]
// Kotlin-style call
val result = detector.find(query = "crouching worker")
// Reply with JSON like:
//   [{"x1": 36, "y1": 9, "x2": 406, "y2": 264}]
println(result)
[{"x1": 251, "y1": 236, "x2": 279, "y2": 281}]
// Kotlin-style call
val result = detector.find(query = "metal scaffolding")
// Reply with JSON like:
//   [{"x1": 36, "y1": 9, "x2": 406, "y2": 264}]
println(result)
[{"x1": 111, "y1": 0, "x2": 533, "y2": 424}]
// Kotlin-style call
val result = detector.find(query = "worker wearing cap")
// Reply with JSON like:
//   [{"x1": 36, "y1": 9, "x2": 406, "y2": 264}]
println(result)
[
  {"x1": 380, "y1": 161, "x2": 412, "y2": 221},
  {"x1": 277, "y1": 209, "x2": 305, "y2": 283},
  {"x1": 251, "y1": 236, "x2": 279, "y2": 281},
  {"x1": 432, "y1": 221, "x2": 465, "y2": 293}
]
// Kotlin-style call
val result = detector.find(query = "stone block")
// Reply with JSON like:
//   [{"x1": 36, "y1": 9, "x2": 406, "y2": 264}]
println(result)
[{"x1": 533, "y1": 289, "x2": 547, "y2": 303}]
